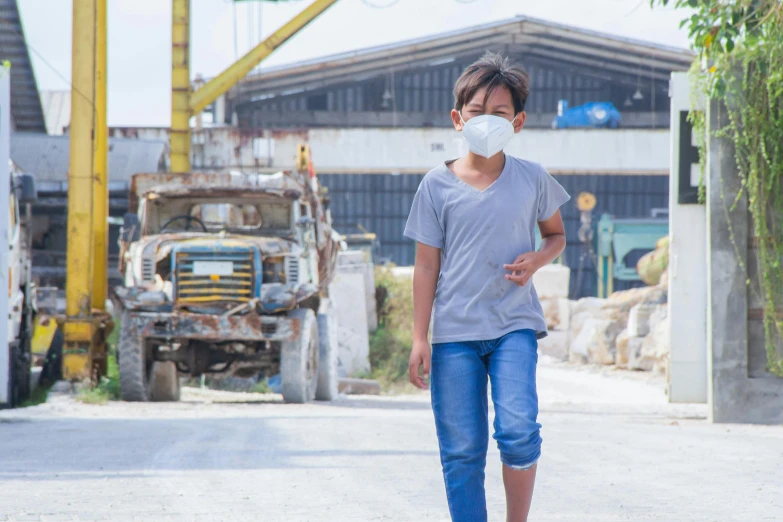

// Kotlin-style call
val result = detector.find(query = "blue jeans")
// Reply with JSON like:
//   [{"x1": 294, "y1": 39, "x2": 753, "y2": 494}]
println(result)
[{"x1": 431, "y1": 329, "x2": 542, "y2": 522}]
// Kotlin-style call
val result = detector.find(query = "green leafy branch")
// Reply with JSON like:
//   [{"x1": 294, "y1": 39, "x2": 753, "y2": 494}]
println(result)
[{"x1": 651, "y1": 0, "x2": 783, "y2": 376}]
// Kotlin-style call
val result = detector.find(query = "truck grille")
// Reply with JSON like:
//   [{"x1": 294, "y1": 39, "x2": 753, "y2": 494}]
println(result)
[
  {"x1": 175, "y1": 250, "x2": 255, "y2": 303},
  {"x1": 285, "y1": 256, "x2": 300, "y2": 285}
]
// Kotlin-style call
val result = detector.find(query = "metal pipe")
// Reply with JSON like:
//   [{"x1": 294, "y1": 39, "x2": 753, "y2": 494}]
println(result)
[
  {"x1": 171, "y1": 0, "x2": 191, "y2": 173},
  {"x1": 64, "y1": 0, "x2": 97, "y2": 380},
  {"x1": 189, "y1": 0, "x2": 339, "y2": 115}
]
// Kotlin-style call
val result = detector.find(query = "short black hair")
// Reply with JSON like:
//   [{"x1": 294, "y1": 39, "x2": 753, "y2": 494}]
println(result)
[{"x1": 453, "y1": 52, "x2": 530, "y2": 114}]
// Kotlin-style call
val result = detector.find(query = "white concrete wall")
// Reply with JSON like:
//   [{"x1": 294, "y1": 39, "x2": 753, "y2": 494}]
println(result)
[
  {"x1": 269, "y1": 128, "x2": 670, "y2": 175},
  {"x1": 185, "y1": 126, "x2": 670, "y2": 177},
  {"x1": 668, "y1": 72, "x2": 708, "y2": 404}
]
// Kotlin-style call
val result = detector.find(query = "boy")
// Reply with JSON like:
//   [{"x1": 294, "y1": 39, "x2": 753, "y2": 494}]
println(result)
[{"x1": 404, "y1": 53, "x2": 569, "y2": 522}]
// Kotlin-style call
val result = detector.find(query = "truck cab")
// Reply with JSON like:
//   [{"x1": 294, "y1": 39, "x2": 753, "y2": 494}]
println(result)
[{"x1": 115, "y1": 170, "x2": 341, "y2": 403}]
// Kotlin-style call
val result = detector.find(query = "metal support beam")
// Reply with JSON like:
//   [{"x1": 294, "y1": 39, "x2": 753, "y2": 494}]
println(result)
[
  {"x1": 64, "y1": 0, "x2": 97, "y2": 381},
  {"x1": 91, "y1": 0, "x2": 109, "y2": 377},
  {"x1": 189, "y1": 0, "x2": 339, "y2": 115},
  {"x1": 92, "y1": 0, "x2": 107, "y2": 312},
  {"x1": 171, "y1": 0, "x2": 191, "y2": 174}
]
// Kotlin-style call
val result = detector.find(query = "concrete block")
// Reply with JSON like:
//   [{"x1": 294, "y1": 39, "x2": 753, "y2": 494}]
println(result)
[
  {"x1": 627, "y1": 304, "x2": 658, "y2": 337},
  {"x1": 533, "y1": 264, "x2": 571, "y2": 299},
  {"x1": 615, "y1": 330, "x2": 631, "y2": 368},
  {"x1": 330, "y1": 272, "x2": 370, "y2": 377},
  {"x1": 572, "y1": 297, "x2": 607, "y2": 316},
  {"x1": 541, "y1": 297, "x2": 573, "y2": 331},
  {"x1": 627, "y1": 337, "x2": 651, "y2": 371},
  {"x1": 641, "y1": 314, "x2": 670, "y2": 374},
  {"x1": 337, "y1": 260, "x2": 378, "y2": 332},
  {"x1": 569, "y1": 318, "x2": 610, "y2": 364},
  {"x1": 538, "y1": 330, "x2": 569, "y2": 361}
]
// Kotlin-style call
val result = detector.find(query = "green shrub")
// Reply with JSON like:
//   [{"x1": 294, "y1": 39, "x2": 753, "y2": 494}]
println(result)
[{"x1": 369, "y1": 267, "x2": 417, "y2": 389}]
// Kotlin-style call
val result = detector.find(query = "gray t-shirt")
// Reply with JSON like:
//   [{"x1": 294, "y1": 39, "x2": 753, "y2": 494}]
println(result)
[{"x1": 404, "y1": 155, "x2": 570, "y2": 344}]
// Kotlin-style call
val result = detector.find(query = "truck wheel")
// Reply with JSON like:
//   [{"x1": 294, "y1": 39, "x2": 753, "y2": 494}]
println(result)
[
  {"x1": 315, "y1": 306, "x2": 339, "y2": 401},
  {"x1": 281, "y1": 308, "x2": 319, "y2": 404},
  {"x1": 9, "y1": 341, "x2": 31, "y2": 407},
  {"x1": 118, "y1": 312, "x2": 152, "y2": 402},
  {"x1": 149, "y1": 362, "x2": 180, "y2": 402}
]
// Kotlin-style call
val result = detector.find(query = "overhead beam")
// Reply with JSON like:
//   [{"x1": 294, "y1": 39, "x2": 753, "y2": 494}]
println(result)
[
  {"x1": 189, "y1": 0, "x2": 339, "y2": 115},
  {"x1": 233, "y1": 36, "x2": 509, "y2": 103}
]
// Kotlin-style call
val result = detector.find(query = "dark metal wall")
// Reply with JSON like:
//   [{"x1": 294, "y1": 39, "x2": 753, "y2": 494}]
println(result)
[
  {"x1": 239, "y1": 55, "x2": 670, "y2": 130},
  {"x1": 319, "y1": 173, "x2": 670, "y2": 299}
]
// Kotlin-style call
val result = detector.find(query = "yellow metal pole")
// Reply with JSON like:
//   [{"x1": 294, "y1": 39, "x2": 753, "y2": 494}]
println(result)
[
  {"x1": 171, "y1": 0, "x2": 191, "y2": 174},
  {"x1": 92, "y1": 0, "x2": 107, "y2": 312},
  {"x1": 64, "y1": 0, "x2": 97, "y2": 381},
  {"x1": 189, "y1": 0, "x2": 339, "y2": 115},
  {"x1": 91, "y1": 0, "x2": 109, "y2": 377}
]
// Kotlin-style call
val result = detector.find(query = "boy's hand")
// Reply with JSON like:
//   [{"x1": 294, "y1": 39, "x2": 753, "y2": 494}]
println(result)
[
  {"x1": 503, "y1": 252, "x2": 543, "y2": 286},
  {"x1": 409, "y1": 338, "x2": 432, "y2": 390}
]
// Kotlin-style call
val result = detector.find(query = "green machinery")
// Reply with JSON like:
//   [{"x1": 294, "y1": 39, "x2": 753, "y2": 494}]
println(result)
[{"x1": 596, "y1": 213, "x2": 669, "y2": 298}]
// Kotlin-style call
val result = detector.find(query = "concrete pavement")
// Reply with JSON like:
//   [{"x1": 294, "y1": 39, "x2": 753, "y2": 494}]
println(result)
[{"x1": 0, "y1": 359, "x2": 781, "y2": 521}]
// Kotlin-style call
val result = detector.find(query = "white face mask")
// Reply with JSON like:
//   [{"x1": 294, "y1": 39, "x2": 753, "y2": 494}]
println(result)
[{"x1": 459, "y1": 112, "x2": 518, "y2": 158}]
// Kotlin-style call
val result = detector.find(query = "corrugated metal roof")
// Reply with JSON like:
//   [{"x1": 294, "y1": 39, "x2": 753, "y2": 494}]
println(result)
[
  {"x1": 10, "y1": 133, "x2": 168, "y2": 183},
  {"x1": 232, "y1": 15, "x2": 693, "y2": 103},
  {"x1": 0, "y1": 0, "x2": 46, "y2": 132},
  {"x1": 40, "y1": 90, "x2": 70, "y2": 135}
]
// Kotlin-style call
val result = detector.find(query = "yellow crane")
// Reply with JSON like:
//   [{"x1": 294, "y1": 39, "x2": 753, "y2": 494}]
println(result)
[{"x1": 63, "y1": 0, "x2": 339, "y2": 382}]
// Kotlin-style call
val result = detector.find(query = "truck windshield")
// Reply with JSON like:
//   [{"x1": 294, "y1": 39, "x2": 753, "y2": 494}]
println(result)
[{"x1": 145, "y1": 196, "x2": 294, "y2": 237}]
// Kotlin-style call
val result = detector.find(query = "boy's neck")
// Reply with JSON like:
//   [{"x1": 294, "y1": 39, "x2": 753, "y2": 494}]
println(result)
[{"x1": 463, "y1": 151, "x2": 506, "y2": 175}]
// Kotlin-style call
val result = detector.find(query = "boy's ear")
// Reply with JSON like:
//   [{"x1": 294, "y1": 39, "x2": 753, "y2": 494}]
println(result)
[
  {"x1": 451, "y1": 109, "x2": 463, "y2": 131},
  {"x1": 513, "y1": 112, "x2": 526, "y2": 133}
]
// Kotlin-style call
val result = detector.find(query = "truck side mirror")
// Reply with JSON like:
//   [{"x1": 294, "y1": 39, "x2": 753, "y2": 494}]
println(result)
[
  {"x1": 121, "y1": 213, "x2": 140, "y2": 243},
  {"x1": 17, "y1": 174, "x2": 37, "y2": 205}
]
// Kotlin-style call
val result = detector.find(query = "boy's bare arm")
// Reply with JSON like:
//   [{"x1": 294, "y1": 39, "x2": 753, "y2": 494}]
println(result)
[
  {"x1": 409, "y1": 242, "x2": 440, "y2": 389},
  {"x1": 504, "y1": 210, "x2": 566, "y2": 286}
]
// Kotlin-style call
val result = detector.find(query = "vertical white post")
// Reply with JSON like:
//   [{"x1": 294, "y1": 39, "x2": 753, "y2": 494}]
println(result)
[
  {"x1": 0, "y1": 65, "x2": 11, "y2": 406},
  {"x1": 668, "y1": 72, "x2": 707, "y2": 403}
]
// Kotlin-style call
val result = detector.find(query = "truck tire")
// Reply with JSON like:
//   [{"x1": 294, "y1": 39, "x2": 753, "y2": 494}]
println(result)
[
  {"x1": 315, "y1": 306, "x2": 339, "y2": 401},
  {"x1": 281, "y1": 308, "x2": 319, "y2": 404},
  {"x1": 118, "y1": 312, "x2": 151, "y2": 402},
  {"x1": 9, "y1": 341, "x2": 30, "y2": 407},
  {"x1": 149, "y1": 362, "x2": 180, "y2": 402}
]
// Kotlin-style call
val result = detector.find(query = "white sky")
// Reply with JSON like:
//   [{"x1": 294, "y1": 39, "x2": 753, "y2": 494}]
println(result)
[{"x1": 19, "y1": 0, "x2": 690, "y2": 127}]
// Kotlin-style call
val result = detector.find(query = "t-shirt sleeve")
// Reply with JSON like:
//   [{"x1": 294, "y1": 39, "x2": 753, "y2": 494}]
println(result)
[
  {"x1": 404, "y1": 179, "x2": 444, "y2": 249},
  {"x1": 537, "y1": 168, "x2": 571, "y2": 221}
]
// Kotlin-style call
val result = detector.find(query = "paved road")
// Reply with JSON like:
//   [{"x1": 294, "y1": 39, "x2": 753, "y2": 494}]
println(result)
[{"x1": 1, "y1": 360, "x2": 781, "y2": 522}]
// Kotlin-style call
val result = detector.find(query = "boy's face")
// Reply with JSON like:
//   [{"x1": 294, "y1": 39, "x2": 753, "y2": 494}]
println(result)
[{"x1": 451, "y1": 85, "x2": 526, "y2": 134}]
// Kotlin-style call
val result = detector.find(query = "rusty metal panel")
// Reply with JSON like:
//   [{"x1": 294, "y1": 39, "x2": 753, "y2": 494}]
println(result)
[{"x1": 133, "y1": 311, "x2": 301, "y2": 342}]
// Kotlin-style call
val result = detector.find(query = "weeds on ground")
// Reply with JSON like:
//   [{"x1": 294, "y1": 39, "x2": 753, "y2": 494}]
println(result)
[
  {"x1": 76, "y1": 349, "x2": 121, "y2": 405},
  {"x1": 251, "y1": 378, "x2": 271, "y2": 394},
  {"x1": 21, "y1": 385, "x2": 50, "y2": 407},
  {"x1": 369, "y1": 267, "x2": 420, "y2": 393}
]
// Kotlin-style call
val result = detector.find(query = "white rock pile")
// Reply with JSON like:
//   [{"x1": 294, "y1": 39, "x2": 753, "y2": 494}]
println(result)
[{"x1": 534, "y1": 265, "x2": 669, "y2": 374}]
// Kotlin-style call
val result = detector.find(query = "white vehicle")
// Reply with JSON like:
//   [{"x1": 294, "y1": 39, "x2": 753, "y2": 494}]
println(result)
[{"x1": 3, "y1": 174, "x2": 37, "y2": 407}]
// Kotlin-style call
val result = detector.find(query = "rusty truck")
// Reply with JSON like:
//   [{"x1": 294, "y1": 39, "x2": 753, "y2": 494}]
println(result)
[{"x1": 115, "y1": 168, "x2": 342, "y2": 403}]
